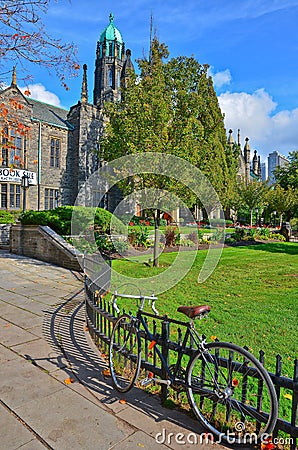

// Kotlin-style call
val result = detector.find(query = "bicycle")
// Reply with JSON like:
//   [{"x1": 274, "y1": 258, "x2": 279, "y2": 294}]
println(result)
[{"x1": 109, "y1": 292, "x2": 278, "y2": 445}]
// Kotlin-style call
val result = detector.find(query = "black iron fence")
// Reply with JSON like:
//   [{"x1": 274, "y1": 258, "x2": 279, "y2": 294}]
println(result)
[{"x1": 84, "y1": 262, "x2": 298, "y2": 449}]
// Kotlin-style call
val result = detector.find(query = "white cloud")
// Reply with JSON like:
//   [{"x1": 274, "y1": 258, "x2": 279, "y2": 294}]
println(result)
[
  {"x1": 209, "y1": 68, "x2": 232, "y2": 89},
  {"x1": 20, "y1": 84, "x2": 62, "y2": 107},
  {"x1": 218, "y1": 89, "x2": 298, "y2": 158}
]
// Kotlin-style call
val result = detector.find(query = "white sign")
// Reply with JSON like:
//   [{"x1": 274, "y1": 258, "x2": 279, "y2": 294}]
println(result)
[{"x1": 0, "y1": 168, "x2": 37, "y2": 185}]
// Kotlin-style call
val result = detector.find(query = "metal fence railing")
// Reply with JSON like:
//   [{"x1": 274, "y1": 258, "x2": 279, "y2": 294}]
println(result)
[{"x1": 84, "y1": 269, "x2": 298, "y2": 449}]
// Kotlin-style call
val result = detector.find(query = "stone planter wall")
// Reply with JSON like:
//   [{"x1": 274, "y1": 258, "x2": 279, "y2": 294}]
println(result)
[
  {"x1": 10, "y1": 224, "x2": 83, "y2": 271},
  {"x1": 0, "y1": 224, "x2": 11, "y2": 248}
]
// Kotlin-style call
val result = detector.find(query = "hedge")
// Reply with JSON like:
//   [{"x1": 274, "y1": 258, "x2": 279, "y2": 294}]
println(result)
[{"x1": 19, "y1": 206, "x2": 126, "y2": 236}]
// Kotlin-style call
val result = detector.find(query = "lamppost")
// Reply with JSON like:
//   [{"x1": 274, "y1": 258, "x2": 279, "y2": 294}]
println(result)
[
  {"x1": 21, "y1": 172, "x2": 30, "y2": 212},
  {"x1": 273, "y1": 210, "x2": 277, "y2": 228},
  {"x1": 255, "y1": 207, "x2": 259, "y2": 227}
]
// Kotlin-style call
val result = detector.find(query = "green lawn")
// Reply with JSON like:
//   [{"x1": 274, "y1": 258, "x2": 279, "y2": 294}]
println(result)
[{"x1": 112, "y1": 242, "x2": 298, "y2": 375}]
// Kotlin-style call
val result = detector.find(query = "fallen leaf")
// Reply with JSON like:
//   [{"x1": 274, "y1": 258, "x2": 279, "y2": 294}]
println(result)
[
  {"x1": 64, "y1": 377, "x2": 75, "y2": 385},
  {"x1": 84, "y1": 325, "x2": 89, "y2": 331},
  {"x1": 284, "y1": 393, "x2": 292, "y2": 400},
  {"x1": 261, "y1": 443, "x2": 275, "y2": 450},
  {"x1": 149, "y1": 340, "x2": 156, "y2": 350},
  {"x1": 137, "y1": 444, "x2": 145, "y2": 448},
  {"x1": 101, "y1": 353, "x2": 106, "y2": 358},
  {"x1": 103, "y1": 369, "x2": 111, "y2": 377},
  {"x1": 119, "y1": 399, "x2": 127, "y2": 404},
  {"x1": 210, "y1": 335, "x2": 217, "y2": 341}
]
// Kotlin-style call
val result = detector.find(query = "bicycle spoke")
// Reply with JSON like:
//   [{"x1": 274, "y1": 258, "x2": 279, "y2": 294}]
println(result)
[
  {"x1": 109, "y1": 314, "x2": 141, "y2": 393},
  {"x1": 187, "y1": 342, "x2": 278, "y2": 444}
]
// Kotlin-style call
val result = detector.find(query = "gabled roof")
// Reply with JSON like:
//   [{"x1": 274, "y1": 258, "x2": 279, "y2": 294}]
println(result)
[{"x1": 28, "y1": 98, "x2": 73, "y2": 130}]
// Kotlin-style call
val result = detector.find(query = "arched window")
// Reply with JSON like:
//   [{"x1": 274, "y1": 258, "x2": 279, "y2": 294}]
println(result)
[{"x1": 108, "y1": 68, "x2": 113, "y2": 87}]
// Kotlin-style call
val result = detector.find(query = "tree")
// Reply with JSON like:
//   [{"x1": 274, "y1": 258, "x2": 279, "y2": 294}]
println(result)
[
  {"x1": 274, "y1": 151, "x2": 298, "y2": 190},
  {"x1": 274, "y1": 151, "x2": 298, "y2": 219},
  {"x1": 0, "y1": 98, "x2": 31, "y2": 169},
  {"x1": 266, "y1": 184, "x2": 296, "y2": 226},
  {"x1": 0, "y1": 1, "x2": 79, "y2": 88},
  {"x1": 237, "y1": 180, "x2": 269, "y2": 227},
  {"x1": 101, "y1": 38, "x2": 238, "y2": 266}
]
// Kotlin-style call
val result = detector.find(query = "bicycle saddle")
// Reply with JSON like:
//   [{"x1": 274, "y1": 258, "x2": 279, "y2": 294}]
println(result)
[{"x1": 177, "y1": 305, "x2": 211, "y2": 319}]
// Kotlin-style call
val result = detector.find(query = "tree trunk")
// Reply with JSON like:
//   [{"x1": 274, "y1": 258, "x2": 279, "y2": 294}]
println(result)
[
  {"x1": 250, "y1": 209, "x2": 253, "y2": 227},
  {"x1": 153, "y1": 209, "x2": 161, "y2": 267}
]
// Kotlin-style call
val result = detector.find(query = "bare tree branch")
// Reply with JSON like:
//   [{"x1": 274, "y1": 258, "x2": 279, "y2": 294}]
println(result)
[{"x1": 0, "y1": 0, "x2": 79, "y2": 88}]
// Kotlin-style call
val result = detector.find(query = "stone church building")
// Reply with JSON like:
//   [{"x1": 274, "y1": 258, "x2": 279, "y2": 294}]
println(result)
[
  {"x1": 0, "y1": 13, "x2": 261, "y2": 213},
  {"x1": 0, "y1": 13, "x2": 134, "y2": 212}
]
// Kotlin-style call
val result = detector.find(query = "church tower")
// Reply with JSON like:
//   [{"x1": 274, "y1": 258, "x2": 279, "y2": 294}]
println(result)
[{"x1": 93, "y1": 13, "x2": 128, "y2": 106}]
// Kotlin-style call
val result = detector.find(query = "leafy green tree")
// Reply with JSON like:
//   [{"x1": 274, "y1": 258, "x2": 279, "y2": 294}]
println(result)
[
  {"x1": 267, "y1": 184, "x2": 297, "y2": 225},
  {"x1": 101, "y1": 38, "x2": 237, "y2": 265},
  {"x1": 274, "y1": 151, "x2": 298, "y2": 190},
  {"x1": 273, "y1": 151, "x2": 298, "y2": 219},
  {"x1": 237, "y1": 180, "x2": 270, "y2": 227}
]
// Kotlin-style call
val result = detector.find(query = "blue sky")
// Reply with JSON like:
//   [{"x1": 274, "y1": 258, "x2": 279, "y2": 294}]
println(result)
[{"x1": 7, "y1": 0, "x2": 298, "y2": 163}]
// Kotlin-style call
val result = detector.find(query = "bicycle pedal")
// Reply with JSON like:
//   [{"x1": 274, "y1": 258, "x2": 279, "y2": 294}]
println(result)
[{"x1": 140, "y1": 377, "x2": 154, "y2": 387}]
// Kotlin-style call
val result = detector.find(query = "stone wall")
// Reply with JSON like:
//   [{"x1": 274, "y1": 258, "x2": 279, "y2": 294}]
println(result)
[
  {"x1": 10, "y1": 224, "x2": 82, "y2": 271},
  {"x1": 0, "y1": 224, "x2": 11, "y2": 248}
]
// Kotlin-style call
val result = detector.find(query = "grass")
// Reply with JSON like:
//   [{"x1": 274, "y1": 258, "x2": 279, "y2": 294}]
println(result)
[
  {"x1": 112, "y1": 242, "x2": 298, "y2": 376},
  {"x1": 107, "y1": 241, "x2": 298, "y2": 432}
]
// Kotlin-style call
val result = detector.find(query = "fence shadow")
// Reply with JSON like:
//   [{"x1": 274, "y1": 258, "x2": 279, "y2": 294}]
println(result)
[{"x1": 41, "y1": 292, "x2": 209, "y2": 438}]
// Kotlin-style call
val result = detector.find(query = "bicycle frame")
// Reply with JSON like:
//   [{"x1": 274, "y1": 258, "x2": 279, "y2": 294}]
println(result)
[
  {"x1": 111, "y1": 291, "x2": 212, "y2": 386},
  {"x1": 135, "y1": 308, "x2": 207, "y2": 385}
]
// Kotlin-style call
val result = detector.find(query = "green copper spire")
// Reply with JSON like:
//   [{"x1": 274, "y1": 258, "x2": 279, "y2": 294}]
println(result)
[{"x1": 99, "y1": 13, "x2": 124, "y2": 56}]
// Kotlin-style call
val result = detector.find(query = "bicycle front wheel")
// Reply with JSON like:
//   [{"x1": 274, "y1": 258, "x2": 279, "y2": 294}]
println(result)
[
  {"x1": 187, "y1": 342, "x2": 278, "y2": 444},
  {"x1": 109, "y1": 314, "x2": 141, "y2": 393}
]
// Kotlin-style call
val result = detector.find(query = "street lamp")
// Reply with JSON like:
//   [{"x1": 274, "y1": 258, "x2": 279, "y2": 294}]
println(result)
[
  {"x1": 255, "y1": 207, "x2": 259, "y2": 227},
  {"x1": 21, "y1": 172, "x2": 30, "y2": 212},
  {"x1": 273, "y1": 210, "x2": 277, "y2": 228}
]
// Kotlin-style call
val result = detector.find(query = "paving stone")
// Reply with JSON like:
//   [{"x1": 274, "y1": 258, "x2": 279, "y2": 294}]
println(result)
[
  {"x1": 0, "y1": 403, "x2": 45, "y2": 450},
  {"x1": 0, "y1": 317, "x2": 39, "y2": 347},
  {"x1": 0, "y1": 355, "x2": 65, "y2": 409},
  {"x1": 15, "y1": 387, "x2": 135, "y2": 450}
]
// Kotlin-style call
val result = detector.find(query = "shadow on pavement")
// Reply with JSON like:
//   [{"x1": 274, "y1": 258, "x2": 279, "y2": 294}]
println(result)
[{"x1": 39, "y1": 291, "x2": 210, "y2": 437}]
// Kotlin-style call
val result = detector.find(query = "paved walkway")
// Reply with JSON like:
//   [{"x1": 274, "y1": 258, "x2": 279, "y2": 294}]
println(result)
[{"x1": 0, "y1": 250, "x2": 229, "y2": 450}]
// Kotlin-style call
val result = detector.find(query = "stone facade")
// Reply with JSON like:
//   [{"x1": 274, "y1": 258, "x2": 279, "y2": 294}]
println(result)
[
  {"x1": 227, "y1": 129, "x2": 262, "y2": 184},
  {"x1": 0, "y1": 14, "x2": 133, "y2": 212}
]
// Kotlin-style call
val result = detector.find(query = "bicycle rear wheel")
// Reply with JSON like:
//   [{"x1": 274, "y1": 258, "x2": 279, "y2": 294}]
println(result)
[
  {"x1": 109, "y1": 314, "x2": 141, "y2": 393},
  {"x1": 187, "y1": 342, "x2": 278, "y2": 444}
]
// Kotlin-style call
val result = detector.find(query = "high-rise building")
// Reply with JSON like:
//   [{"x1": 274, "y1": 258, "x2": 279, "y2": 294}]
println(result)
[
  {"x1": 268, "y1": 151, "x2": 289, "y2": 184},
  {"x1": 261, "y1": 162, "x2": 267, "y2": 181}
]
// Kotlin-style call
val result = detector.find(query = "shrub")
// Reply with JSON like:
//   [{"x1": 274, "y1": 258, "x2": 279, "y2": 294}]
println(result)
[
  {"x1": 188, "y1": 231, "x2": 198, "y2": 244},
  {"x1": 269, "y1": 233, "x2": 286, "y2": 241},
  {"x1": 0, "y1": 210, "x2": 17, "y2": 224},
  {"x1": 165, "y1": 226, "x2": 178, "y2": 247},
  {"x1": 211, "y1": 228, "x2": 225, "y2": 242},
  {"x1": 256, "y1": 227, "x2": 270, "y2": 238},
  {"x1": 128, "y1": 226, "x2": 151, "y2": 247},
  {"x1": 19, "y1": 206, "x2": 126, "y2": 236},
  {"x1": 225, "y1": 237, "x2": 237, "y2": 244},
  {"x1": 179, "y1": 238, "x2": 195, "y2": 247}
]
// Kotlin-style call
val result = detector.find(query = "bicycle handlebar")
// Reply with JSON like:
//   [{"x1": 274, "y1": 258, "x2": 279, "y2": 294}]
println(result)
[{"x1": 111, "y1": 291, "x2": 159, "y2": 315}]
